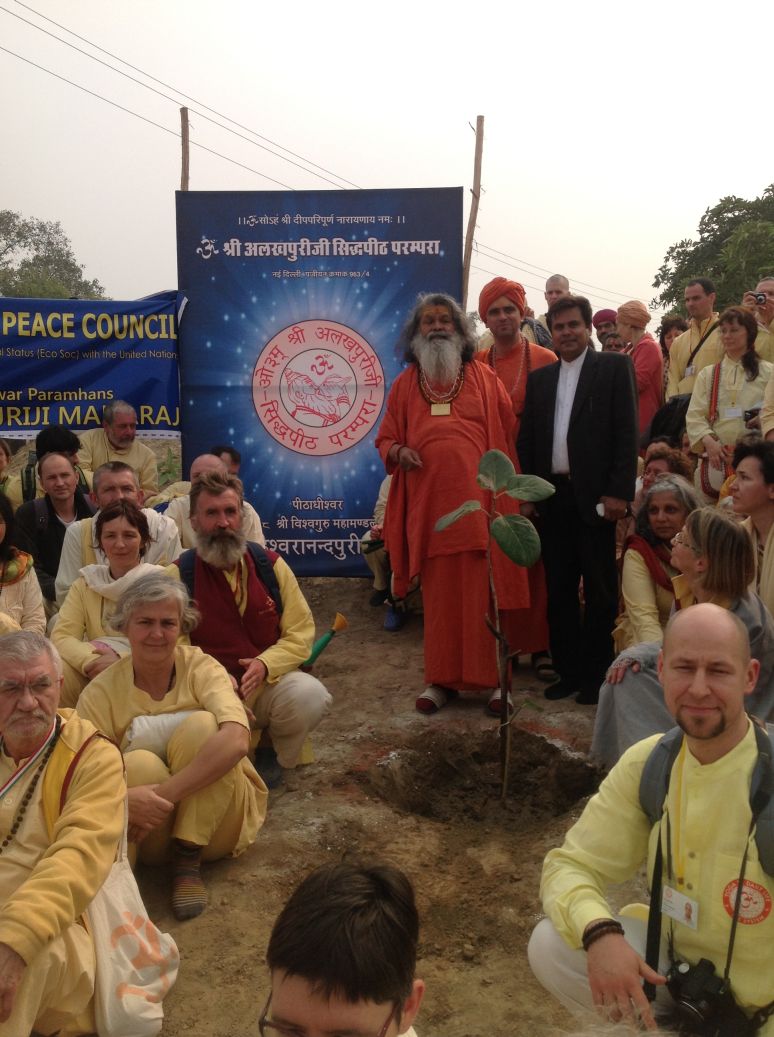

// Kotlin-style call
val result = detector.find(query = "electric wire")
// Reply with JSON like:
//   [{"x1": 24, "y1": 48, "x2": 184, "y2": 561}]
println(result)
[
  {"x1": 7, "y1": 0, "x2": 360, "y2": 189},
  {"x1": 0, "y1": 45, "x2": 295, "y2": 189}
]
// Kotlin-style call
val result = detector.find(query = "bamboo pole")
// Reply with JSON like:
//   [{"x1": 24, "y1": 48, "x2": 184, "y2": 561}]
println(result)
[
  {"x1": 461, "y1": 115, "x2": 484, "y2": 310},
  {"x1": 180, "y1": 107, "x2": 190, "y2": 191}
]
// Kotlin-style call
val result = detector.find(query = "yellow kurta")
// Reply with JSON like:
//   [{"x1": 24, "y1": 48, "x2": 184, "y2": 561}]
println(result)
[
  {"x1": 78, "y1": 428, "x2": 158, "y2": 494},
  {"x1": 0, "y1": 711, "x2": 124, "y2": 1035},
  {"x1": 76, "y1": 646, "x2": 267, "y2": 857},
  {"x1": 541, "y1": 723, "x2": 774, "y2": 1026},
  {"x1": 686, "y1": 357, "x2": 773, "y2": 451},
  {"x1": 741, "y1": 516, "x2": 774, "y2": 618},
  {"x1": 614, "y1": 548, "x2": 675, "y2": 649},
  {"x1": 666, "y1": 314, "x2": 722, "y2": 398}
]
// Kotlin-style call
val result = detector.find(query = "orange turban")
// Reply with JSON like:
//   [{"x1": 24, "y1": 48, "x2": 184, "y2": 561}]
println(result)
[
  {"x1": 617, "y1": 300, "x2": 651, "y2": 329},
  {"x1": 479, "y1": 277, "x2": 526, "y2": 322}
]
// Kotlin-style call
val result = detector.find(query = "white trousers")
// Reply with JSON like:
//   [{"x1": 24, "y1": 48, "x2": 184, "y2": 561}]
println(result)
[
  {"x1": 527, "y1": 915, "x2": 672, "y2": 1019},
  {"x1": 247, "y1": 670, "x2": 331, "y2": 768}
]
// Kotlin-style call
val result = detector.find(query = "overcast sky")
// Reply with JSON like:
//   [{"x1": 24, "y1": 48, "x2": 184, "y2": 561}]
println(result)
[{"x1": 3, "y1": 0, "x2": 771, "y2": 322}]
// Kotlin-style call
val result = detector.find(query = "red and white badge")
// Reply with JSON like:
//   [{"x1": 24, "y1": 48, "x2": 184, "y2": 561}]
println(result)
[{"x1": 722, "y1": 879, "x2": 772, "y2": 924}]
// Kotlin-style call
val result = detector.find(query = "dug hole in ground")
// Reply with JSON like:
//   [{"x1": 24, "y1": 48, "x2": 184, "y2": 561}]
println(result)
[{"x1": 139, "y1": 577, "x2": 645, "y2": 1037}]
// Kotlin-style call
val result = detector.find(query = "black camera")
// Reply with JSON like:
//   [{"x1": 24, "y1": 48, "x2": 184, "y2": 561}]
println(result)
[
  {"x1": 662, "y1": 958, "x2": 757, "y2": 1035},
  {"x1": 755, "y1": 292, "x2": 767, "y2": 306}
]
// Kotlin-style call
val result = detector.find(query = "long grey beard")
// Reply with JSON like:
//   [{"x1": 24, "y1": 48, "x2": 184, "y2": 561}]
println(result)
[
  {"x1": 195, "y1": 527, "x2": 247, "y2": 569},
  {"x1": 412, "y1": 331, "x2": 464, "y2": 386}
]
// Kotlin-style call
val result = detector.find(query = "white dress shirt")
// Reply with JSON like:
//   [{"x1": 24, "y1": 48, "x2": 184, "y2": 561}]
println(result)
[{"x1": 551, "y1": 350, "x2": 587, "y2": 474}]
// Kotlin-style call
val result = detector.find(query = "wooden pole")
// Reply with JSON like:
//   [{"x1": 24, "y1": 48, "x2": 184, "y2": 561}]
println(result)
[
  {"x1": 180, "y1": 107, "x2": 190, "y2": 191},
  {"x1": 461, "y1": 115, "x2": 484, "y2": 310}
]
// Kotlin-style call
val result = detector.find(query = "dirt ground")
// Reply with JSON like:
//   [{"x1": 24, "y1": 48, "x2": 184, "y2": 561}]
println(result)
[{"x1": 134, "y1": 576, "x2": 622, "y2": 1037}]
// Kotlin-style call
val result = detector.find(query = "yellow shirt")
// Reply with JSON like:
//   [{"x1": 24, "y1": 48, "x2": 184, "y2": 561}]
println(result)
[
  {"x1": 685, "y1": 357, "x2": 772, "y2": 451},
  {"x1": 618, "y1": 548, "x2": 675, "y2": 646},
  {"x1": 76, "y1": 644, "x2": 249, "y2": 745},
  {"x1": 0, "y1": 711, "x2": 124, "y2": 965},
  {"x1": 166, "y1": 554, "x2": 315, "y2": 683},
  {"x1": 666, "y1": 314, "x2": 722, "y2": 398},
  {"x1": 541, "y1": 723, "x2": 774, "y2": 1024},
  {"x1": 78, "y1": 429, "x2": 158, "y2": 494}
]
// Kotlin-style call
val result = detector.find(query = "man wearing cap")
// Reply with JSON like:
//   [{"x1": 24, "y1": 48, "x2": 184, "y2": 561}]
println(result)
[
  {"x1": 616, "y1": 301, "x2": 663, "y2": 439},
  {"x1": 476, "y1": 278, "x2": 558, "y2": 682},
  {"x1": 592, "y1": 310, "x2": 617, "y2": 349}
]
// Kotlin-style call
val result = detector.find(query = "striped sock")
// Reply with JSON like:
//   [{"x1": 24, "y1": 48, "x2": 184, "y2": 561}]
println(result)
[{"x1": 172, "y1": 841, "x2": 207, "y2": 920}]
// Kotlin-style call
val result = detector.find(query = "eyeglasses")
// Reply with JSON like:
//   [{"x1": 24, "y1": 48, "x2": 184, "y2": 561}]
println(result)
[
  {"x1": 671, "y1": 531, "x2": 700, "y2": 553},
  {"x1": 0, "y1": 677, "x2": 54, "y2": 697},
  {"x1": 258, "y1": 993, "x2": 397, "y2": 1037}
]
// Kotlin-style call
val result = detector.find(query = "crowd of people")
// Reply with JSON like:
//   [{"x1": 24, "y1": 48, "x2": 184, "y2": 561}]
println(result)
[{"x1": 2, "y1": 271, "x2": 774, "y2": 1033}]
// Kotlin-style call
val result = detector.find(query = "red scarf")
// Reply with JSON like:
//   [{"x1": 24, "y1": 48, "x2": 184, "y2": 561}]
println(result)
[{"x1": 624, "y1": 535, "x2": 675, "y2": 594}]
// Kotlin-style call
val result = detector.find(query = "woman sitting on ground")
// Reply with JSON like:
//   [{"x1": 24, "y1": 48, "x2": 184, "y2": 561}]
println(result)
[
  {"x1": 593, "y1": 506, "x2": 774, "y2": 768},
  {"x1": 614, "y1": 474, "x2": 700, "y2": 650},
  {"x1": 77, "y1": 571, "x2": 267, "y2": 920},
  {"x1": 0, "y1": 491, "x2": 45, "y2": 635},
  {"x1": 52, "y1": 499, "x2": 163, "y2": 705}
]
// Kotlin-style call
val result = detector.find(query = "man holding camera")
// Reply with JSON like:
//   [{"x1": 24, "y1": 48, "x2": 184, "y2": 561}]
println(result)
[{"x1": 528, "y1": 603, "x2": 774, "y2": 1033}]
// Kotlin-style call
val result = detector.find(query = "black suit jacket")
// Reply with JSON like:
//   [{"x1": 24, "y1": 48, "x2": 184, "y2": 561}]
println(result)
[{"x1": 517, "y1": 347, "x2": 638, "y2": 524}]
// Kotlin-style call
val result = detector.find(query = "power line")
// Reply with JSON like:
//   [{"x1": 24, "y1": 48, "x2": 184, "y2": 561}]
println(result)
[
  {"x1": 470, "y1": 260, "x2": 627, "y2": 308},
  {"x1": 8, "y1": 0, "x2": 360, "y2": 189},
  {"x1": 0, "y1": 45, "x2": 295, "y2": 189},
  {"x1": 476, "y1": 240, "x2": 639, "y2": 300},
  {"x1": 0, "y1": 4, "x2": 350, "y2": 190}
]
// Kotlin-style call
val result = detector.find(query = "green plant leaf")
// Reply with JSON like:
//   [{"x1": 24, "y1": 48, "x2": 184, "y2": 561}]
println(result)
[
  {"x1": 491, "y1": 514, "x2": 542, "y2": 566},
  {"x1": 435, "y1": 499, "x2": 482, "y2": 531},
  {"x1": 502, "y1": 474, "x2": 556, "y2": 502},
  {"x1": 476, "y1": 449, "x2": 515, "y2": 492}
]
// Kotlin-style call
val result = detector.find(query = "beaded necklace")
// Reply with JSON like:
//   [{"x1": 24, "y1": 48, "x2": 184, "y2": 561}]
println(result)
[
  {"x1": 418, "y1": 365, "x2": 464, "y2": 416},
  {"x1": 0, "y1": 717, "x2": 61, "y2": 855},
  {"x1": 488, "y1": 339, "x2": 532, "y2": 400}
]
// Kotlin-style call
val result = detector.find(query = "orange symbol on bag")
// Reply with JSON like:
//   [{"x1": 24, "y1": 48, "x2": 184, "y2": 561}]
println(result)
[{"x1": 111, "y1": 911, "x2": 179, "y2": 1003}]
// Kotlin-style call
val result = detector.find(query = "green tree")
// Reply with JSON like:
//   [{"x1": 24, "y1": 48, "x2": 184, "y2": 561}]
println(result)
[
  {"x1": 0, "y1": 209, "x2": 106, "y2": 299},
  {"x1": 651, "y1": 184, "x2": 774, "y2": 313}
]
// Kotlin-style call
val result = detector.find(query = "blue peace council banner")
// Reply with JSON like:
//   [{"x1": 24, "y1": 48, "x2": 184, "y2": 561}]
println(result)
[
  {"x1": 0, "y1": 291, "x2": 181, "y2": 439},
  {"x1": 176, "y1": 188, "x2": 462, "y2": 576}
]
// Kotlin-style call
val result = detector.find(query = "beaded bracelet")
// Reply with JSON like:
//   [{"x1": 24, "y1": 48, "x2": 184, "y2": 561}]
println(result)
[{"x1": 582, "y1": 920, "x2": 625, "y2": 951}]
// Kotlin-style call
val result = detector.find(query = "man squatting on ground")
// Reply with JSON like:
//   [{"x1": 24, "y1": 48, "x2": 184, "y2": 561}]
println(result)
[
  {"x1": 529, "y1": 604, "x2": 774, "y2": 1033},
  {"x1": 168, "y1": 471, "x2": 331, "y2": 787}
]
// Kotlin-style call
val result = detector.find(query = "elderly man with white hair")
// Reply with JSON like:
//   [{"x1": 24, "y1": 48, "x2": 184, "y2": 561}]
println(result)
[{"x1": 0, "y1": 630, "x2": 125, "y2": 1035}]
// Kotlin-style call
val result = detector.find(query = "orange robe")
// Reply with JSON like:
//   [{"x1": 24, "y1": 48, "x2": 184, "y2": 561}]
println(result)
[
  {"x1": 476, "y1": 341, "x2": 557, "y2": 655},
  {"x1": 376, "y1": 360, "x2": 529, "y2": 689},
  {"x1": 475, "y1": 340, "x2": 557, "y2": 441}
]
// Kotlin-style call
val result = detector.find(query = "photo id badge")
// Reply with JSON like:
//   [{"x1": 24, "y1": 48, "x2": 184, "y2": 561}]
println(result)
[
  {"x1": 662, "y1": 884, "x2": 698, "y2": 929},
  {"x1": 723, "y1": 406, "x2": 743, "y2": 420}
]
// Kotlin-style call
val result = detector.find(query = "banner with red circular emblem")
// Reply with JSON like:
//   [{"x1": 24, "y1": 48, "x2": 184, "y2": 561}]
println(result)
[
  {"x1": 176, "y1": 187, "x2": 463, "y2": 575},
  {"x1": 253, "y1": 320, "x2": 384, "y2": 457}
]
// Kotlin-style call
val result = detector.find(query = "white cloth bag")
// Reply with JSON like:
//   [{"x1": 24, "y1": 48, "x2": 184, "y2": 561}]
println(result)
[{"x1": 86, "y1": 802, "x2": 180, "y2": 1036}]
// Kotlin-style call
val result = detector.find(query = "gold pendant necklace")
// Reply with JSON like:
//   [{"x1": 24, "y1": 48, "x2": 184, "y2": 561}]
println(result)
[{"x1": 418, "y1": 365, "x2": 464, "y2": 416}]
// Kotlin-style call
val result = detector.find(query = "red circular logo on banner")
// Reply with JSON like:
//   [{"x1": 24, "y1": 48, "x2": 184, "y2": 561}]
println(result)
[
  {"x1": 722, "y1": 879, "x2": 772, "y2": 924},
  {"x1": 252, "y1": 320, "x2": 385, "y2": 456}
]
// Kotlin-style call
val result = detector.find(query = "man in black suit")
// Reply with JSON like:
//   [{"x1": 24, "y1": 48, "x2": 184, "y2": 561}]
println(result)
[{"x1": 518, "y1": 295, "x2": 638, "y2": 704}]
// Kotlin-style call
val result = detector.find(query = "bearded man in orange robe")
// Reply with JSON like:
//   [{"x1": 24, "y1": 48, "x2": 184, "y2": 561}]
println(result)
[
  {"x1": 476, "y1": 276, "x2": 558, "y2": 685},
  {"x1": 375, "y1": 293, "x2": 529, "y2": 715}
]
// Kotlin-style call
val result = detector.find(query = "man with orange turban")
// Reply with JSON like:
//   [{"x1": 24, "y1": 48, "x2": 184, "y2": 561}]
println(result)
[
  {"x1": 476, "y1": 277, "x2": 558, "y2": 684},
  {"x1": 616, "y1": 300, "x2": 663, "y2": 439}
]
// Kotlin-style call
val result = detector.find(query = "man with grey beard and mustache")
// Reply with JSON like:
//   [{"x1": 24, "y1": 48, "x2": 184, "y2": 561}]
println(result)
[
  {"x1": 169, "y1": 471, "x2": 330, "y2": 789},
  {"x1": 376, "y1": 293, "x2": 530, "y2": 716}
]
